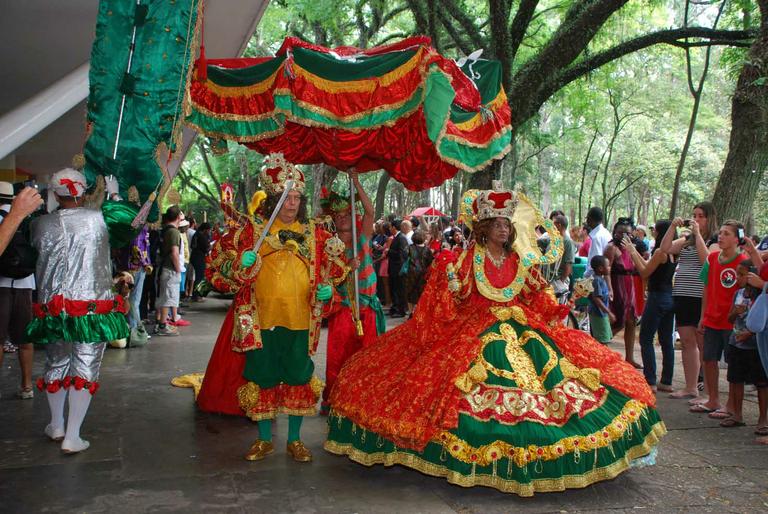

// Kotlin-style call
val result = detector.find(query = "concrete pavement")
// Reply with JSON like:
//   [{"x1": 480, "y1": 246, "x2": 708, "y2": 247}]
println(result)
[{"x1": 1, "y1": 297, "x2": 767, "y2": 513}]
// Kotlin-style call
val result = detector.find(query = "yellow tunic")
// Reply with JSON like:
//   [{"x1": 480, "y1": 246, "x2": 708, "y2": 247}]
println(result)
[{"x1": 253, "y1": 218, "x2": 311, "y2": 330}]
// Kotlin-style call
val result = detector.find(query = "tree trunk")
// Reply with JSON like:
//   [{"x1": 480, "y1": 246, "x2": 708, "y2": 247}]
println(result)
[
  {"x1": 669, "y1": 0, "x2": 724, "y2": 218},
  {"x1": 311, "y1": 164, "x2": 338, "y2": 215},
  {"x1": 374, "y1": 171, "x2": 391, "y2": 220},
  {"x1": 712, "y1": 16, "x2": 768, "y2": 223},
  {"x1": 578, "y1": 128, "x2": 599, "y2": 224},
  {"x1": 468, "y1": 160, "x2": 500, "y2": 190},
  {"x1": 450, "y1": 174, "x2": 462, "y2": 218}
]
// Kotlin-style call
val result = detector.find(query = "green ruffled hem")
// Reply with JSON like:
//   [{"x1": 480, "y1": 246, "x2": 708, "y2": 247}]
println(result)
[
  {"x1": 325, "y1": 410, "x2": 666, "y2": 497},
  {"x1": 26, "y1": 312, "x2": 130, "y2": 344}
]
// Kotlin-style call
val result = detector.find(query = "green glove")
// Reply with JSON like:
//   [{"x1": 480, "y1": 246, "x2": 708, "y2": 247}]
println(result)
[
  {"x1": 241, "y1": 250, "x2": 257, "y2": 268},
  {"x1": 316, "y1": 283, "x2": 333, "y2": 302}
]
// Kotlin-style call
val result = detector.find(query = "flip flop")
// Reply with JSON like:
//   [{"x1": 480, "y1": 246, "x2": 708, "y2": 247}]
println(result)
[
  {"x1": 689, "y1": 404, "x2": 716, "y2": 413},
  {"x1": 754, "y1": 426, "x2": 768, "y2": 436},
  {"x1": 720, "y1": 418, "x2": 746, "y2": 428},
  {"x1": 708, "y1": 409, "x2": 733, "y2": 420}
]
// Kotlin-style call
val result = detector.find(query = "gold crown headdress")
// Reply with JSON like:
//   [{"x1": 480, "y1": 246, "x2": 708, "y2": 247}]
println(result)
[
  {"x1": 472, "y1": 180, "x2": 518, "y2": 222},
  {"x1": 259, "y1": 153, "x2": 306, "y2": 194}
]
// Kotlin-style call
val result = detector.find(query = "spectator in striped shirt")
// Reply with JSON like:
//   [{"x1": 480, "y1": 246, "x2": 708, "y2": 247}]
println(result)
[{"x1": 659, "y1": 202, "x2": 719, "y2": 400}]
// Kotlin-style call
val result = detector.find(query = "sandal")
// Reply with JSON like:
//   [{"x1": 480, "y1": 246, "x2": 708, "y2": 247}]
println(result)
[
  {"x1": 719, "y1": 417, "x2": 746, "y2": 428},
  {"x1": 754, "y1": 426, "x2": 768, "y2": 436},
  {"x1": 708, "y1": 409, "x2": 733, "y2": 420},
  {"x1": 689, "y1": 404, "x2": 716, "y2": 413}
]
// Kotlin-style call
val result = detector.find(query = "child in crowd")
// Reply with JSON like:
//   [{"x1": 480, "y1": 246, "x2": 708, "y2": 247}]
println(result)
[
  {"x1": 589, "y1": 255, "x2": 615, "y2": 344},
  {"x1": 719, "y1": 260, "x2": 768, "y2": 435},
  {"x1": 691, "y1": 221, "x2": 751, "y2": 416}
]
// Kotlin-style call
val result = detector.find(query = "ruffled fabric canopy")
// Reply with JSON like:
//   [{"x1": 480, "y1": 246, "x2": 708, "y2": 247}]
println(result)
[{"x1": 185, "y1": 37, "x2": 512, "y2": 191}]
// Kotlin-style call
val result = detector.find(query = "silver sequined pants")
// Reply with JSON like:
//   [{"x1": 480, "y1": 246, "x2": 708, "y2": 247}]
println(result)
[{"x1": 43, "y1": 341, "x2": 106, "y2": 383}]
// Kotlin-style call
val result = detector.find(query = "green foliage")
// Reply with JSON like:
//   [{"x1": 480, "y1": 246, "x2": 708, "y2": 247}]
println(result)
[{"x1": 176, "y1": 0, "x2": 768, "y2": 232}]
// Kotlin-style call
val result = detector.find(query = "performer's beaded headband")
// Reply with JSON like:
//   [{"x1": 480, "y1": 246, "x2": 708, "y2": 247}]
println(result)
[
  {"x1": 319, "y1": 187, "x2": 360, "y2": 215},
  {"x1": 260, "y1": 153, "x2": 306, "y2": 194},
  {"x1": 459, "y1": 181, "x2": 563, "y2": 266}
]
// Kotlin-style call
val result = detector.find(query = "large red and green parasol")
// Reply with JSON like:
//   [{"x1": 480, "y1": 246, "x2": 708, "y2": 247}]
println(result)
[{"x1": 185, "y1": 37, "x2": 512, "y2": 191}]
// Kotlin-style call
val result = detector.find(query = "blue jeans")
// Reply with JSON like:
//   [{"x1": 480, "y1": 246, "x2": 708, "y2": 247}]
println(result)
[
  {"x1": 639, "y1": 290, "x2": 675, "y2": 385},
  {"x1": 128, "y1": 268, "x2": 146, "y2": 329}
]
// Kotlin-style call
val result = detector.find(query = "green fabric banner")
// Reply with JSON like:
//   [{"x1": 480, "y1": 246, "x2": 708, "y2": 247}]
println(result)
[{"x1": 83, "y1": 0, "x2": 201, "y2": 220}]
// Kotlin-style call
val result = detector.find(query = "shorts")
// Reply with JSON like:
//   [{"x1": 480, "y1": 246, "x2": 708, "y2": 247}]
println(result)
[
  {"x1": 703, "y1": 327, "x2": 731, "y2": 362},
  {"x1": 673, "y1": 295, "x2": 702, "y2": 327},
  {"x1": 157, "y1": 268, "x2": 181, "y2": 308},
  {"x1": 243, "y1": 327, "x2": 313, "y2": 388},
  {"x1": 0, "y1": 287, "x2": 33, "y2": 345},
  {"x1": 726, "y1": 345, "x2": 768, "y2": 386},
  {"x1": 589, "y1": 312, "x2": 612, "y2": 344}
]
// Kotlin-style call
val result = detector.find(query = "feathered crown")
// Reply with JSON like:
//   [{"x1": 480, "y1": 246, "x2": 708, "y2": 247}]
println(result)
[
  {"x1": 472, "y1": 181, "x2": 517, "y2": 222},
  {"x1": 319, "y1": 186, "x2": 354, "y2": 214},
  {"x1": 259, "y1": 153, "x2": 306, "y2": 194}
]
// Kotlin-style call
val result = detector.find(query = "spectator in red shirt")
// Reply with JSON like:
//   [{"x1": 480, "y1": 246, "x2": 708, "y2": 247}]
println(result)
[{"x1": 691, "y1": 221, "x2": 762, "y2": 416}]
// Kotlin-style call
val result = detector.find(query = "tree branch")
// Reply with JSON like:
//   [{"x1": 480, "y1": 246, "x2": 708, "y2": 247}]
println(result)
[
  {"x1": 509, "y1": 0, "x2": 630, "y2": 125},
  {"x1": 382, "y1": 5, "x2": 410, "y2": 26},
  {"x1": 404, "y1": 0, "x2": 429, "y2": 35},
  {"x1": 177, "y1": 167, "x2": 220, "y2": 211},
  {"x1": 513, "y1": 26, "x2": 756, "y2": 128},
  {"x1": 197, "y1": 140, "x2": 222, "y2": 192},
  {"x1": 556, "y1": 27, "x2": 754, "y2": 90},
  {"x1": 508, "y1": 0, "x2": 540, "y2": 65},
  {"x1": 436, "y1": 0, "x2": 487, "y2": 50},
  {"x1": 490, "y1": 0, "x2": 513, "y2": 89},
  {"x1": 436, "y1": 9, "x2": 473, "y2": 55},
  {"x1": 376, "y1": 31, "x2": 410, "y2": 46}
]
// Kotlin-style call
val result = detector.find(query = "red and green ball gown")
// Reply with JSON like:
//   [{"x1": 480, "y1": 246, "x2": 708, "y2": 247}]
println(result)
[{"x1": 325, "y1": 243, "x2": 666, "y2": 496}]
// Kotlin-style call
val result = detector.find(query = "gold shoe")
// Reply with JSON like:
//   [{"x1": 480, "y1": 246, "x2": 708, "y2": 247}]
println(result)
[
  {"x1": 244, "y1": 439, "x2": 274, "y2": 461},
  {"x1": 286, "y1": 440, "x2": 313, "y2": 462}
]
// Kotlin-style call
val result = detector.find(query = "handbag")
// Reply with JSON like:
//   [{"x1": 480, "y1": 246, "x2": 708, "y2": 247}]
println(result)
[
  {"x1": 129, "y1": 325, "x2": 150, "y2": 347},
  {"x1": 746, "y1": 286, "x2": 768, "y2": 334},
  {"x1": 399, "y1": 256, "x2": 410, "y2": 276}
]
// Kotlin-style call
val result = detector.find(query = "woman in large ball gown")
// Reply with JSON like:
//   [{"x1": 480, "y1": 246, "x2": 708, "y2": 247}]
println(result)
[{"x1": 324, "y1": 182, "x2": 665, "y2": 496}]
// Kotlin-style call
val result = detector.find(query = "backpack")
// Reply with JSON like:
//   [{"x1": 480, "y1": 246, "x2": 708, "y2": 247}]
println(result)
[{"x1": 0, "y1": 210, "x2": 37, "y2": 279}]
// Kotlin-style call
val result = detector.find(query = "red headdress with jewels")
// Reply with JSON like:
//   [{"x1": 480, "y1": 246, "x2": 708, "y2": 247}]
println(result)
[
  {"x1": 259, "y1": 153, "x2": 306, "y2": 194},
  {"x1": 472, "y1": 180, "x2": 518, "y2": 223}
]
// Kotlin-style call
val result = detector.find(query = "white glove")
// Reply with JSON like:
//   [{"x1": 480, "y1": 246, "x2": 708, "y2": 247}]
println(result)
[{"x1": 105, "y1": 175, "x2": 121, "y2": 201}]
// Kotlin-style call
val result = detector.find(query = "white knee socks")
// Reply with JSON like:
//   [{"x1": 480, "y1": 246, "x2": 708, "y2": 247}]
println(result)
[
  {"x1": 45, "y1": 389, "x2": 67, "y2": 440},
  {"x1": 62, "y1": 388, "x2": 93, "y2": 453}
]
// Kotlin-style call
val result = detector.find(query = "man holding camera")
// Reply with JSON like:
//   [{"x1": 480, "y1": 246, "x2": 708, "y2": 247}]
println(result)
[{"x1": 0, "y1": 182, "x2": 42, "y2": 400}]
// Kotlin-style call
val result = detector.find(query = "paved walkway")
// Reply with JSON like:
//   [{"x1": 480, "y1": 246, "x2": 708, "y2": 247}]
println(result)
[{"x1": 2, "y1": 297, "x2": 767, "y2": 513}]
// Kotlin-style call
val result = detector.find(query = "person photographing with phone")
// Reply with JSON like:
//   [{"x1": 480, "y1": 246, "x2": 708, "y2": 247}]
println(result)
[
  {"x1": 717, "y1": 260, "x2": 768, "y2": 435},
  {"x1": 660, "y1": 202, "x2": 719, "y2": 400},
  {"x1": 692, "y1": 220, "x2": 763, "y2": 418},
  {"x1": 604, "y1": 219, "x2": 641, "y2": 368}
]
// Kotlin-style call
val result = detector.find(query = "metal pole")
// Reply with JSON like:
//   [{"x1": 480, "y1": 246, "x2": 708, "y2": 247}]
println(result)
[
  {"x1": 112, "y1": 0, "x2": 142, "y2": 160},
  {"x1": 349, "y1": 173, "x2": 363, "y2": 336}
]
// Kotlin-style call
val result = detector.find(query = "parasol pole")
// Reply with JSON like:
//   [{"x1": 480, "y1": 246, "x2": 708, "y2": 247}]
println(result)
[
  {"x1": 349, "y1": 172, "x2": 363, "y2": 336},
  {"x1": 113, "y1": 0, "x2": 142, "y2": 161}
]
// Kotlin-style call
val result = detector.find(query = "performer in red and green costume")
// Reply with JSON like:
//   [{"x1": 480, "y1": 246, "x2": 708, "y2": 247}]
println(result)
[
  {"x1": 194, "y1": 154, "x2": 347, "y2": 462},
  {"x1": 319, "y1": 172, "x2": 386, "y2": 414},
  {"x1": 325, "y1": 182, "x2": 666, "y2": 496}
]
